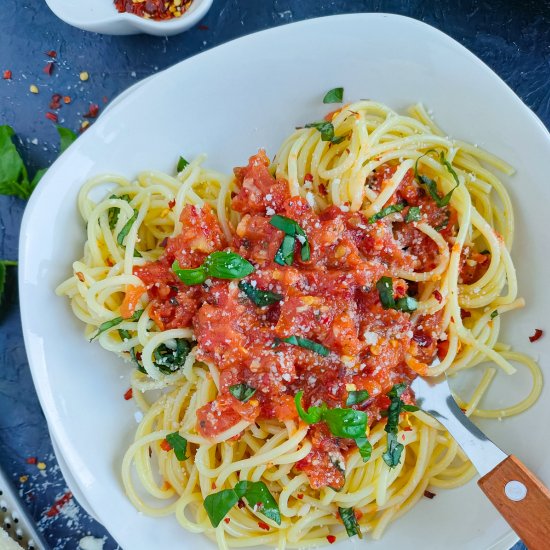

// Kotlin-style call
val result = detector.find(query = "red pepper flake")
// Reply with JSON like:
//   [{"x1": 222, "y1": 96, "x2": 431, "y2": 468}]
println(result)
[
  {"x1": 168, "y1": 199, "x2": 176, "y2": 210},
  {"x1": 318, "y1": 183, "x2": 328, "y2": 196},
  {"x1": 326, "y1": 535, "x2": 336, "y2": 544},
  {"x1": 424, "y1": 490, "x2": 436, "y2": 499},
  {"x1": 223, "y1": 517, "x2": 230, "y2": 524},
  {"x1": 304, "y1": 173, "x2": 313, "y2": 183},
  {"x1": 460, "y1": 309, "x2": 471, "y2": 319},
  {"x1": 83, "y1": 103, "x2": 99, "y2": 118},
  {"x1": 45, "y1": 112, "x2": 58, "y2": 123},
  {"x1": 257, "y1": 521, "x2": 270, "y2": 531},
  {"x1": 148, "y1": 446, "x2": 152, "y2": 457},
  {"x1": 237, "y1": 499, "x2": 245, "y2": 509},
  {"x1": 45, "y1": 491, "x2": 73, "y2": 517},
  {"x1": 529, "y1": 329, "x2": 543, "y2": 343},
  {"x1": 123, "y1": 388, "x2": 133, "y2": 400},
  {"x1": 102, "y1": 96, "x2": 109, "y2": 104},
  {"x1": 43, "y1": 62, "x2": 54, "y2": 76},
  {"x1": 297, "y1": 493, "x2": 304, "y2": 499},
  {"x1": 26, "y1": 457, "x2": 37, "y2": 465},
  {"x1": 160, "y1": 439, "x2": 172, "y2": 452},
  {"x1": 211, "y1": 482, "x2": 217, "y2": 489},
  {"x1": 49, "y1": 93, "x2": 62, "y2": 110},
  {"x1": 433, "y1": 289, "x2": 442, "y2": 303},
  {"x1": 63, "y1": 95, "x2": 71, "y2": 104},
  {"x1": 404, "y1": 426, "x2": 413, "y2": 432},
  {"x1": 3, "y1": 70, "x2": 12, "y2": 80},
  {"x1": 136, "y1": 351, "x2": 143, "y2": 361},
  {"x1": 46, "y1": 50, "x2": 57, "y2": 58},
  {"x1": 198, "y1": 24, "x2": 209, "y2": 30}
]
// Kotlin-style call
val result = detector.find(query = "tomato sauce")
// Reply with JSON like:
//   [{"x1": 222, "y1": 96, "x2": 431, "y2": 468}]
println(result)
[
  {"x1": 114, "y1": 0, "x2": 193, "y2": 20},
  {"x1": 135, "y1": 151, "x2": 464, "y2": 490}
]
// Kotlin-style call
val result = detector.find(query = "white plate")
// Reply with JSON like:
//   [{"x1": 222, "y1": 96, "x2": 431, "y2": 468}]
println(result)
[
  {"x1": 19, "y1": 13, "x2": 550, "y2": 550},
  {"x1": 45, "y1": 0, "x2": 213, "y2": 36}
]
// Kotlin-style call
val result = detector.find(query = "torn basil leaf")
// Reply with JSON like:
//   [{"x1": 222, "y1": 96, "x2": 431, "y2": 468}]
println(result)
[
  {"x1": 305, "y1": 121, "x2": 344, "y2": 144},
  {"x1": 368, "y1": 202, "x2": 406, "y2": 224},
  {"x1": 165, "y1": 432, "x2": 188, "y2": 461},
  {"x1": 90, "y1": 309, "x2": 144, "y2": 341},
  {"x1": 323, "y1": 87, "x2": 344, "y2": 104},
  {"x1": 277, "y1": 335, "x2": 329, "y2": 356},
  {"x1": 153, "y1": 339, "x2": 191, "y2": 374},
  {"x1": 346, "y1": 390, "x2": 369, "y2": 406},
  {"x1": 405, "y1": 206, "x2": 421, "y2": 223},
  {"x1": 117, "y1": 209, "x2": 139, "y2": 245},
  {"x1": 238, "y1": 281, "x2": 283, "y2": 307},
  {"x1": 229, "y1": 383, "x2": 257, "y2": 403},
  {"x1": 338, "y1": 507, "x2": 362, "y2": 539},
  {"x1": 177, "y1": 156, "x2": 189, "y2": 172}
]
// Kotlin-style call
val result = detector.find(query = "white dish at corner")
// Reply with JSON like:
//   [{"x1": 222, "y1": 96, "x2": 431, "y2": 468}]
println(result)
[
  {"x1": 44, "y1": 0, "x2": 213, "y2": 36},
  {"x1": 19, "y1": 13, "x2": 550, "y2": 550}
]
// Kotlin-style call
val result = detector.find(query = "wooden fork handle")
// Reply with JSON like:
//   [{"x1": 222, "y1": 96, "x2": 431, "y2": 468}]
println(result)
[{"x1": 478, "y1": 455, "x2": 550, "y2": 550}]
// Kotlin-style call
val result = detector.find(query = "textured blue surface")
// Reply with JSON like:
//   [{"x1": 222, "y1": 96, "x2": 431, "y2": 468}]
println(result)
[{"x1": 1, "y1": 0, "x2": 548, "y2": 548}]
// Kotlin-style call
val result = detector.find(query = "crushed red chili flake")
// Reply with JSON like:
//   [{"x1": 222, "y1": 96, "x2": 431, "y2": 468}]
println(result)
[
  {"x1": 49, "y1": 93, "x2": 62, "y2": 110},
  {"x1": 223, "y1": 517, "x2": 230, "y2": 524},
  {"x1": 529, "y1": 329, "x2": 543, "y2": 343},
  {"x1": 114, "y1": 0, "x2": 194, "y2": 20},
  {"x1": 257, "y1": 521, "x2": 270, "y2": 531},
  {"x1": 102, "y1": 95, "x2": 109, "y2": 104},
  {"x1": 198, "y1": 24, "x2": 209, "y2": 30},
  {"x1": 3, "y1": 70, "x2": 12, "y2": 80},
  {"x1": 297, "y1": 493, "x2": 304, "y2": 499},
  {"x1": 45, "y1": 112, "x2": 58, "y2": 122},
  {"x1": 123, "y1": 388, "x2": 133, "y2": 400},
  {"x1": 424, "y1": 490, "x2": 436, "y2": 499},
  {"x1": 304, "y1": 173, "x2": 313, "y2": 183},
  {"x1": 168, "y1": 199, "x2": 176, "y2": 209},
  {"x1": 433, "y1": 289, "x2": 442, "y2": 303},
  {"x1": 326, "y1": 535, "x2": 336, "y2": 544},
  {"x1": 46, "y1": 50, "x2": 57, "y2": 58},
  {"x1": 83, "y1": 103, "x2": 100, "y2": 118},
  {"x1": 43, "y1": 62, "x2": 54, "y2": 76},
  {"x1": 237, "y1": 499, "x2": 245, "y2": 509},
  {"x1": 460, "y1": 309, "x2": 472, "y2": 319},
  {"x1": 318, "y1": 183, "x2": 328, "y2": 195},
  {"x1": 404, "y1": 426, "x2": 413, "y2": 432},
  {"x1": 45, "y1": 491, "x2": 72, "y2": 517},
  {"x1": 26, "y1": 457, "x2": 37, "y2": 465},
  {"x1": 160, "y1": 439, "x2": 172, "y2": 452}
]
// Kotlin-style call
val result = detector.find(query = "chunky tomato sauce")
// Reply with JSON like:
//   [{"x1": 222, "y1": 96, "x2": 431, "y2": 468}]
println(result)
[
  {"x1": 114, "y1": 0, "x2": 193, "y2": 20},
  {"x1": 135, "y1": 151, "x2": 475, "y2": 490}
]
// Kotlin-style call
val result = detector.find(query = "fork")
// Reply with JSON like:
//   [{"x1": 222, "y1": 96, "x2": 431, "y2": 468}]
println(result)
[{"x1": 411, "y1": 373, "x2": 550, "y2": 550}]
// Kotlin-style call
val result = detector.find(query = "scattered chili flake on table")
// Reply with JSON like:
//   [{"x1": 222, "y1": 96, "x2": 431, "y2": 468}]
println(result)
[
  {"x1": 49, "y1": 93, "x2": 62, "y2": 110},
  {"x1": 83, "y1": 103, "x2": 99, "y2": 118},
  {"x1": 45, "y1": 491, "x2": 73, "y2": 517},
  {"x1": 424, "y1": 490, "x2": 436, "y2": 499},
  {"x1": 3, "y1": 70, "x2": 12, "y2": 80},
  {"x1": 43, "y1": 62, "x2": 54, "y2": 76},
  {"x1": 198, "y1": 24, "x2": 209, "y2": 30},
  {"x1": 124, "y1": 388, "x2": 133, "y2": 400},
  {"x1": 26, "y1": 457, "x2": 37, "y2": 465},
  {"x1": 46, "y1": 50, "x2": 57, "y2": 58},
  {"x1": 326, "y1": 535, "x2": 336, "y2": 544},
  {"x1": 114, "y1": 0, "x2": 194, "y2": 20},
  {"x1": 45, "y1": 112, "x2": 58, "y2": 123},
  {"x1": 529, "y1": 329, "x2": 543, "y2": 343}
]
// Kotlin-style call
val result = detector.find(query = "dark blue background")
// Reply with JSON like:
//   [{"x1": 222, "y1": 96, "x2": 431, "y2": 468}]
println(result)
[{"x1": 1, "y1": 1, "x2": 548, "y2": 548}]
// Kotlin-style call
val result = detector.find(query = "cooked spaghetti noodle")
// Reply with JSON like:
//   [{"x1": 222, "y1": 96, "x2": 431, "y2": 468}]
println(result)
[{"x1": 56, "y1": 99, "x2": 542, "y2": 548}]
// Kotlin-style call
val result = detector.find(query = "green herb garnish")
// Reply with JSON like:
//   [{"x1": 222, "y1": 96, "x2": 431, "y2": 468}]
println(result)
[
  {"x1": 118, "y1": 329, "x2": 143, "y2": 371},
  {"x1": 229, "y1": 383, "x2": 257, "y2": 403},
  {"x1": 177, "y1": 156, "x2": 189, "y2": 172},
  {"x1": 346, "y1": 390, "x2": 370, "y2": 406},
  {"x1": 153, "y1": 339, "x2": 191, "y2": 374},
  {"x1": 276, "y1": 335, "x2": 329, "y2": 357},
  {"x1": 173, "y1": 251, "x2": 254, "y2": 285},
  {"x1": 57, "y1": 126, "x2": 77, "y2": 153},
  {"x1": 165, "y1": 432, "x2": 188, "y2": 461},
  {"x1": 117, "y1": 209, "x2": 139, "y2": 245},
  {"x1": 490, "y1": 310, "x2": 499, "y2": 319},
  {"x1": 375, "y1": 276, "x2": 417, "y2": 313},
  {"x1": 238, "y1": 280, "x2": 283, "y2": 307},
  {"x1": 270, "y1": 215, "x2": 310, "y2": 265},
  {"x1": 0, "y1": 260, "x2": 17, "y2": 311},
  {"x1": 203, "y1": 480, "x2": 281, "y2": 527},
  {"x1": 304, "y1": 121, "x2": 345, "y2": 144},
  {"x1": 90, "y1": 309, "x2": 144, "y2": 341},
  {"x1": 338, "y1": 507, "x2": 362, "y2": 539},
  {"x1": 108, "y1": 194, "x2": 131, "y2": 229},
  {"x1": 405, "y1": 206, "x2": 421, "y2": 223},
  {"x1": 368, "y1": 202, "x2": 406, "y2": 223},
  {"x1": 323, "y1": 87, "x2": 344, "y2": 104},
  {"x1": 382, "y1": 383, "x2": 419, "y2": 468},
  {"x1": 414, "y1": 149, "x2": 460, "y2": 207}
]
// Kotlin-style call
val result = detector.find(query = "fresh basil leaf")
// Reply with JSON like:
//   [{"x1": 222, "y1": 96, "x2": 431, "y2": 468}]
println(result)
[
  {"x1": 118, "y1": 328, "x2": 142, "y2": 370},
  {"x1": 274, "y1": 234, "x2": 296, "y2": 266},
  {"x1": 338, "y1": 507, "x2": 362, "y2": 539},
  {"x1": 490, "y1": 310, "x2": 499, "y2": 319},
  {"x1": 154, "y1": 339, "x2": 190, "y2": 374},
  {"x1": 304, "y1": 121, "x2": 343, "y2": 144},
  {"x1": 278, "y1": 335, "x2": 329, "y2": 357},
  {"x1": 394, "y1": 296, "x2": 418, "y2": 313},
  {"x1": 405, "y1": 206, "x2": 421, "y2": 223},
  {"x1": 204, "y1": 488, "x2": 241, "y2": 527},
  {"x1": 0, "y1": 260, "x2": 17, "y2": 310},
  {"x1": 165, "y1": 432, "x2": 188, "y2": 461},
  {"x1": 294, "y1": 390, "x2": 325, "y2": 424},
  {"x1": 172, "y1": 260, "x2": 207, "y2": 285},
  {"x1": 382, "y1": 432, "x2": 404, "y2": 468},
  {"x1": 0, "y1": 125, "x2": 32, "y2": 200},
  {"x1": 402, "y1": 404, "x2": 420, "y2": 412},
  {"x1": 108, "y1": 194, "x2": 131, "y2": 230},
  {"x1": 323, "y1": 408, "x2": 368, "y2": 440},
  {"x1": 323, "y1": 87, "x2": 344, "y2": 104},
  {"x1": 205, "y1": 251, "x2": 254, "y2": 279},
  {"x1": 117, "y1": 209, "x2": 139, "y2": 245},
  {"x1": 346, "y1": 390, "x2": 369, "y2": 406},
  {"x1": 238, "y1": 280, "x2": 283, "y2": 307},
  {"x1": 235, "y1": 481, "x2": 281, "y2": 525},
  {"x1": 368, "y1": 202, "x2": 406, "y2": 223},
  {"x1": 30, "y1": 167, "x2": 47, "y2": 190},
  {"x1": 376, "y1": 276, "x2": 394, "y2": 309},
  {"x1": 90, "y1": 308, "x2": 143, "y2": 341},
  {"x1": 229, "y1": 383, "x2": 256, "y2": 403},
  {"x1": 414, "y1": 150, "x2": 459, "y2": 207},
  {"x1": 204, "y1": 481, "x2": 281, "y2": 528},
  {"x1": 177, "y1": 156, "x2": 189, "y2": 172},
  {"x1": 57, "y1": 126, "x2": 77, "y2": 153},
  {"x1": 355, "y1": 436, "x2": 372, "y2": 462}
]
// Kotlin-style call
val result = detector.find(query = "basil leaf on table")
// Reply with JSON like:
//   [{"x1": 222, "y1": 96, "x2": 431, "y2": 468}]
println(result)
[
  {"x1": 0, "y1": 260, "x2": 17, "y2": 310},
  {"x1": 0, "y1": 125, "x2": 32, "y2": 199},
  {"x1": 57, "y1": 126, "x2": 77, "y2": 153}
]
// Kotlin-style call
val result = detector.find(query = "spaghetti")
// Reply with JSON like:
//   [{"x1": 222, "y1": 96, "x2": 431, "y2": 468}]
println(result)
[{"x1": 56, "y1": 98, "x2": 542, "y2": 548}]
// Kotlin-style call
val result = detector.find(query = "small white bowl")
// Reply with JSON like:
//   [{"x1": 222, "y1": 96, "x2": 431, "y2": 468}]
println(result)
[{"x1": 45, "y1": 0, "x2": 213, "y2": 36}]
